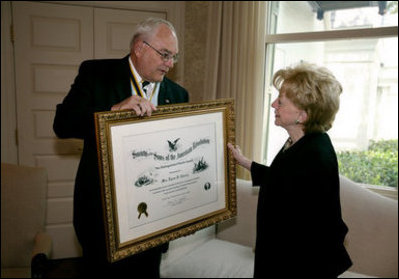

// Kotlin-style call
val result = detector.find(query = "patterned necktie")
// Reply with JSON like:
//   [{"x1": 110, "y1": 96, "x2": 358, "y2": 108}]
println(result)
[{"x1": 142, "y1": 81, "x2": 150, "y2": 96}]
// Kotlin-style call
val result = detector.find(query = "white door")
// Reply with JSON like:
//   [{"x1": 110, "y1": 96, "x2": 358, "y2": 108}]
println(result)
[
  {"x1": 94, "y1": 8, "x2": 165, "y2": 59},
  {"x1": 12, "y1": 1, "x2": 182, "y2": 259},
  {"x1": 13, "y1": 1, "x2": 93, "y2": 258}
]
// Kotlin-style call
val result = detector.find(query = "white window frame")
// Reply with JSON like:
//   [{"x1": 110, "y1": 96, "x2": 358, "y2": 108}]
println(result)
[{"x1": 263, "y1": 3, "x2": 398, "y2": 199}]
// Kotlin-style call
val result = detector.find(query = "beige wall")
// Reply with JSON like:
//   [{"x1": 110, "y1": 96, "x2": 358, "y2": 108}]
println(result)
[{"x1": 183, "y1": 1, "x2": 210, "y2": 102}]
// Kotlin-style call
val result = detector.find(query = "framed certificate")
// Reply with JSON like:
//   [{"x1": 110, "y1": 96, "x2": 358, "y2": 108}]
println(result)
[{"x1": 95, "y1": 99, "x2": 237, "y2": 262}]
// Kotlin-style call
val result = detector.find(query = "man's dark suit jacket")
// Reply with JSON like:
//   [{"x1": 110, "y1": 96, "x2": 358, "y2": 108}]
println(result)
[
  {"x1": 53, "y1": 55, "x2": 189, "y2": 275},
  {"x1": 250, "y1": 133, "x2": 352, "y2": 278}
]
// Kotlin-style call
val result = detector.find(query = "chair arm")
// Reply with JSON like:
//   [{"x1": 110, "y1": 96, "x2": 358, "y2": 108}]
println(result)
[
  {"x1": 32, "y1": 231, "x2": 52, "y2": 258},
  {"x1": 31, "y1": 232, "x2": 52, "y2": 278}
]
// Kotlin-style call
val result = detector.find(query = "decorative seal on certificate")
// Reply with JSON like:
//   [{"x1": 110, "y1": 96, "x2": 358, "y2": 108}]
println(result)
[
  {"x1": 137, "y1": 202, "x2": 149, "y2": 219},
  {"x1": 134, "y1": 174, "x2": 154, "y2": 187},
  {"x1": 193, "y1": 157, "x2": 208, "y2": 173}
]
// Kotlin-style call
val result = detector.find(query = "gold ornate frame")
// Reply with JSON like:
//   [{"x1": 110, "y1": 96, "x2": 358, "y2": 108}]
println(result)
[{"x1": 95, "y1": 99, "x2": 236, "y2": 263}]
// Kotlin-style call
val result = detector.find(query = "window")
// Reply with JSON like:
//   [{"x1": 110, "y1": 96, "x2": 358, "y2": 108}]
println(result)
[{"x1": 263, "y1": 1, "x2": 398, "y2": 192}]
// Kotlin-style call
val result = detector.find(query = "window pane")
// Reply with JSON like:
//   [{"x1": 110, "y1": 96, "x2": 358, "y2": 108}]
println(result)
[
  {"x1": 264, "y1": 38, "x2": 398, "y2": 187},
  {"x1": 269, "y1": 1, "x2": 398, "y2": 35}
]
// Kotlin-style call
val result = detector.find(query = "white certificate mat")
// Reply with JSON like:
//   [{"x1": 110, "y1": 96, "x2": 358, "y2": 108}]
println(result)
[{"x1": 111, "y1": 112, "x2": 225, "y2": 243}]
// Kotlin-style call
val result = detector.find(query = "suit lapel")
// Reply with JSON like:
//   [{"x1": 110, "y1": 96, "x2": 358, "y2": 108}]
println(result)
[
  {"x1": 158, "y1": 79, "x2": 171, "y2": 105},
  {"x1": 113, "y1": 55, "x2": 131, "y2": 102}
]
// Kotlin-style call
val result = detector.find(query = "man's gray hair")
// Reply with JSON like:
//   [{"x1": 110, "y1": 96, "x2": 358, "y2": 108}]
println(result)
[{"x1": 130, "y1": 17, "x2": 177, "y2": 49}]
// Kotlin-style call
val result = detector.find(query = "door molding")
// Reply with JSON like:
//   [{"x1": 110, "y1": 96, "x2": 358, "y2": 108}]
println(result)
[{"x1": 1, "y1": 1, "x2": 18, "y2": 164}]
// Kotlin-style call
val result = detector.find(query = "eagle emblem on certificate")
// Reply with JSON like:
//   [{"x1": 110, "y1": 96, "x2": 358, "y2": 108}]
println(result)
[{"x1": 167, "y1": 138, "x2": 180, "y2": 152}]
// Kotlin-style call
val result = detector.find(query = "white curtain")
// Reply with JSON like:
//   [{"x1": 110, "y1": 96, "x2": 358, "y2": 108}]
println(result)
[{"x1": 204, "y1": 1, "x2": 267, "y2": 179}]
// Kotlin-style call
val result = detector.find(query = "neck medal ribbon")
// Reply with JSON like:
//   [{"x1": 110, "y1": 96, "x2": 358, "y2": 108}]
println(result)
[
  {"x1": 128, "y1": 63, "x2": 146, "y2": 98},
  {"x1": 128, "y1": 63, "x2": 158, "y2": 101}
]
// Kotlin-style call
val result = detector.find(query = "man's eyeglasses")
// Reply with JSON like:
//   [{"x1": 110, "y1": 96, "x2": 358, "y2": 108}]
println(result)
[{"x1": 143, "y1": 41, "x2": 179, "y2": 63}]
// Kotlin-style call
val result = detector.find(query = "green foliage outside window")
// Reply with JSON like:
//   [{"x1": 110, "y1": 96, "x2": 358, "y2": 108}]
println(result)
[{"x1": 337, "y1": 139, "x2": 398, "y2": 188}]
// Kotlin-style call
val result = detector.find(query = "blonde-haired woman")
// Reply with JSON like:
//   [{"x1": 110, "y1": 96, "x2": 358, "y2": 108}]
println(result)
[{"x1": 228, "y1": 62, "x2": 352, "y2": 277}]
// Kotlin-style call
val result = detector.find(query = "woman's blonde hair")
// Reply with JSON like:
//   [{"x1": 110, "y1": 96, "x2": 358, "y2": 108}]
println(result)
[{"x1": 273, "y1": 62, "x2": 343, "y2": 133}]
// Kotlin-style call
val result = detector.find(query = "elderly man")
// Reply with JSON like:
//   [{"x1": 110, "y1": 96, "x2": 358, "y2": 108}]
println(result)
[{"x1": 53, "y1": 18, "x2": 189, "y2": 277}]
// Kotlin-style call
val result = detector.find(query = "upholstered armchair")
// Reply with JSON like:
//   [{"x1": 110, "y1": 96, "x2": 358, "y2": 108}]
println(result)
[{"x1": 1, "y1": 163, "x2": 52, "y2": 278}]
